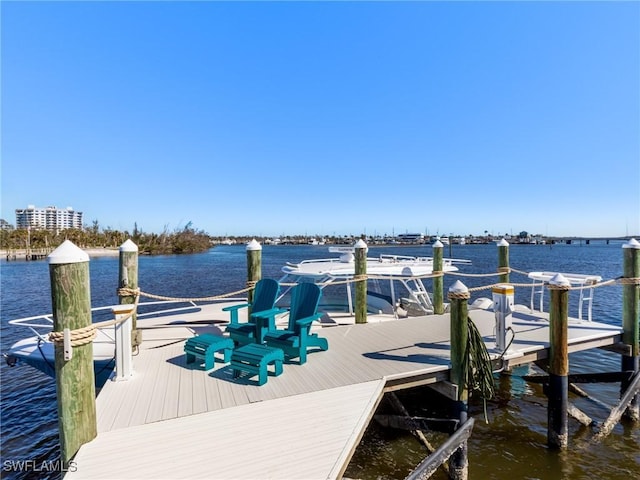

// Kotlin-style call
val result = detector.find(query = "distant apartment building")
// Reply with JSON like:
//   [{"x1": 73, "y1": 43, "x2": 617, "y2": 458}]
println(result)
[{"x1": 15, "y1": 205, "x2": 83, "y2": 231}]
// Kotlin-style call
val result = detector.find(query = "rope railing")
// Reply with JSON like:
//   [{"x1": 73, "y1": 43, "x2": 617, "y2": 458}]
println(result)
[
  {"x1": 48, "y1": 289, "x2": 142, "y2": 347},
  {"x1": 48, "y1": 283, "x2": 256, "y2": 346},
  {"x1": 287, "y1": 266, "x2": 637, "y2": 294},
  {"x1": 120, "y1": 284, "x2": 254, "y2": 303},
  {"x1": 47, "y1": 265, "x2": 639, "y2": 347}
]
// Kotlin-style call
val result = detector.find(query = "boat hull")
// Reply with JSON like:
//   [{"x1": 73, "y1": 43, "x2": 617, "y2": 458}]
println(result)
[{"x1": 7, "y1": 333, "x2": 117, "y2": 386}]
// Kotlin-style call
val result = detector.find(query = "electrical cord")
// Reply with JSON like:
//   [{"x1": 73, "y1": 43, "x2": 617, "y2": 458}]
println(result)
[{"x1": 463, "y1": 317, "x2": 497, "y2": 421}]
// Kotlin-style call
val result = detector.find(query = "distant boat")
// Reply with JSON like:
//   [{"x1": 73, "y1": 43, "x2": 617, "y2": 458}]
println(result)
[
  {"x1": 396, "y1": 233, "x2": 425, "y2": 244},
  {"x1": 434, "y1": 236, "x2": 450, "y2": 245}
]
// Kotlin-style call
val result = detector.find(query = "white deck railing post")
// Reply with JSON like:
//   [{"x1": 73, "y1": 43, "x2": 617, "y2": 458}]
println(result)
[{"x1": 112, "y1": 304, "x2": 135, "y2": 381}]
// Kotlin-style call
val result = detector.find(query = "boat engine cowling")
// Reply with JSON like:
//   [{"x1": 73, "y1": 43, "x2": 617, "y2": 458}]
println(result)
[{"x1": 4, "y1": 354, "x2": 18, "y2": 367}]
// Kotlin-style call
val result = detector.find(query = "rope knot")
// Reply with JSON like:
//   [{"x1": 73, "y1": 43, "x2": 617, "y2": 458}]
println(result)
[
  {"x1": 49, "y1": 325, "x2": 97, "y2": 347},
  {"x1": 448, "y1": 291, "x2": 471, "y2": 300},
  {"x1": 118, "y1": 287, "x2": 140, "y2": 297}
]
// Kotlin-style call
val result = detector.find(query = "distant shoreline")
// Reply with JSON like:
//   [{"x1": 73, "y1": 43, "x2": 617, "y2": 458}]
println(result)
[
  {"x1": 82, "y1": 248, "x2": 121, "y2": 257},
  {"x1": 1, "y1": 247, "x2": 121, "y2": 259}
]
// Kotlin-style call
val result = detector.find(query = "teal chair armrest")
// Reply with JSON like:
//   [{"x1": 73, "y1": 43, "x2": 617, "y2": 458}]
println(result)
[
  {"x1": 296, "y1": 313, "x2": 324, "y2": 328},
  {"x1": 222, "y1": 303, "x2": 251, "y2": 326},
  {"x1": 222, "y1": 303, "x2": 250, "y2": 312},
  {"x1": 251, "y1": 307, "x2": 288, "y2": 343},
  {"x1": 250, "y1": 307, "x2": 288, "y2": 320}
]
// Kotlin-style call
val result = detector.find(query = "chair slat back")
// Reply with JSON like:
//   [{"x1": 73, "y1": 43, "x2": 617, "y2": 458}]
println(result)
[
  {"x1": 288, "y1": 283, "x2": 322, "y2": 333},
  {"x1": 252, "y1": 279, "x2": 280, "y2": 312}
]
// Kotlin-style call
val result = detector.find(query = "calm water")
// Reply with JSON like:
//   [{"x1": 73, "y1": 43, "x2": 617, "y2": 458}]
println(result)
[{"x1": 1, "y1": 242, "x2": 638, "y2": 479}]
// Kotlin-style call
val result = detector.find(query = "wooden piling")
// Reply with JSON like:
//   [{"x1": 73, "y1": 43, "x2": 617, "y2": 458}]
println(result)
[
  {"x1": 118, "y1": 239, "x2": 139, "y2": 348},
  {"x1": 497, "y1": 238, "x2": 510, "y2": 284},
  {"x1": 48, "y1": 240, "x2": 96, "y2": 466},
  {"x1": 547, "y1": 273, "x2": 570, "y2": 449},
  {"x1": 246, "y1": 239, "x2": 262, "y2": 305},
  {"x1": 355, "y1": 239, "x2": 368, "y2": 324},
  {"x1": 448, "y1": 280, "x2": 469, "y2": 480},
  {"x1": 432, "y1": 240, "x2": 444, "y2": 315},
  {"x1": 622, "y1": 238, "x2": 640, "y2": 421}
]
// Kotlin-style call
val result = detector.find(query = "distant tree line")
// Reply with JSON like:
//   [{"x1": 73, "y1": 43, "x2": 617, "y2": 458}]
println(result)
[{"x1": 0, "y1": 221, "x2": 212, "y2": 255}]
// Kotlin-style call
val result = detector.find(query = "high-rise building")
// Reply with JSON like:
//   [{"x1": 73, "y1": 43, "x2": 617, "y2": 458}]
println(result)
[{"x1": 15, "y1": 205, "x2": 83, "y2": 231}]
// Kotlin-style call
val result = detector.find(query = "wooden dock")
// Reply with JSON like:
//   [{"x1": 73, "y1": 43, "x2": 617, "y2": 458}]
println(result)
[
  {"x1": 3, "y1": 248, "x2": 52, "y2": 261},
  {"x1": 66, "y1": 309, "x2": 621, "y2": 479}
]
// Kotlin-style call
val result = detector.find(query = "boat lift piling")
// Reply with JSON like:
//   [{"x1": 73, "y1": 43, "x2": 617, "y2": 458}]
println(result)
[
  {"x1": 621, "y1": 238, "x2": 640, "y2": 421},
  {"x1": 118, "y1": 239, "x2": 140, "y2": 348},
  {"x1": 448, "y1": 280, "x2": 470, "y2": 480},
  {"x1": 432, "y1": 240, "x2": 444, "y2": 315},
  {"x1": 48, "y1": 240, "x2": 97, "y2": 466},
  {"x1": 355, "y1": 239, "x2": 367, "y2": 324},
  {"x1": 547, "y1": 273, "x2": 571, "y2": 449},
  {"x1": 246, "y1": 239, "x2": 262, "y2": 306}
]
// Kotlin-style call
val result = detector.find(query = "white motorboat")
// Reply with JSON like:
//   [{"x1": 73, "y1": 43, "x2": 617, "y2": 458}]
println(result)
[
  {"x1": 278, "y1": 246, "x2": 471, "y2": 323},
  {"x1": 4, "y1": 300, "x2": 241, "y2": 385}
]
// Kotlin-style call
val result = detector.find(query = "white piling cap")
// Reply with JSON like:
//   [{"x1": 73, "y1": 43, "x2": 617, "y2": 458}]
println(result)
[
  {"x1": 549, "y1": 273, "x2": 570, "y2": 287},
  {"x1": 432, "y1": 240, "x2": 443, "y2": 248},
  {"x1": 120, "y1": 239, "x2": 138, "y2": 252},
  {"x1": 497, "y1": 238, "x2": 509, "y2": 247},
  {"x1": 354, "y1": 239, "x2": 368, "y2": 249},
  {"x1": 48, "y1": 240, "x2": 89, "y2": 264},
  {"x1": 246, "y1": 239, "x2": 262, "y2": 251},
  {"x1": 623, "y1": 238, "x2": 640, "y2": 249},
  {"x1": 448, "y1": 280, "x2": 468, "y2": 294}
]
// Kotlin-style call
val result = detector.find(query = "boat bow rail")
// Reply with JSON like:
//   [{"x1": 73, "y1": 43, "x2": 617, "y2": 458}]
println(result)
[
  {"x1": 4, "y1": 300, "x2": 213, "y2": 376},
  {"x1": 527, "y1": 271, "x2": 603, "y2": 321},
  {"x1": 279, "y1": 250, "x2": 473, "y2": 318},
  {"x1": 7, "y1": 300, "x2": 204, "y2": 335}
]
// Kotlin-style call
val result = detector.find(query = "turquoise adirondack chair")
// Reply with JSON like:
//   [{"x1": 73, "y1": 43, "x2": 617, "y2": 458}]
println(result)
[
  {"x1": 262, "y1": 282, "x2": 328, "y2": 365},
  {"x1": 224, "y1": 278, "x2": 280, "y2": 346}
]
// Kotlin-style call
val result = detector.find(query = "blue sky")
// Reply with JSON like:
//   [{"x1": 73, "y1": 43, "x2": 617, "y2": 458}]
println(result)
[{"x1": 2, "y1": 1, "x2": 639, "y2": 238}]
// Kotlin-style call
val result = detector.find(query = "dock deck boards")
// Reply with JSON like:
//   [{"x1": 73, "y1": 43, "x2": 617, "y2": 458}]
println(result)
[
  {"x1": 69, "y1": 381, "x2": 385, "y2": 480},
  {"x1": 67, "y1": 309, "x2": 621, "y2": 479}
]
